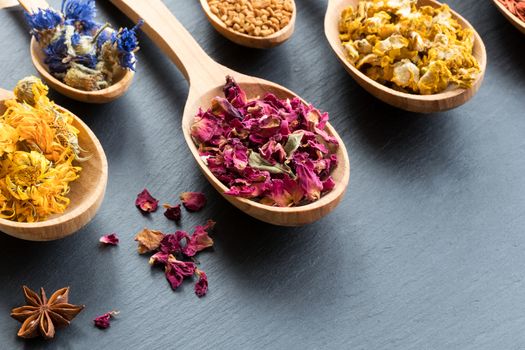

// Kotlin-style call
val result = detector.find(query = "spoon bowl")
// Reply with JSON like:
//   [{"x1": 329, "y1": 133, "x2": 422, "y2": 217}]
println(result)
[
  {"x1": 199, "y1": 0, "x2": 296, "y2": 49},
  {"x1": 492, "y1": 0, "x2": 525, "y2": 34},
  {"x1": 20, "y1": 0, "x2": 135, "y2": 103},
  {"x1": 324, "y1": 0, "x2": 487, "y2": 113},
  {"x1": 111, "y1": 0, "x2": 350, "y2": 226},
  {"x1": 0, "y1": 88, "x2": 108, "y2": 241}
]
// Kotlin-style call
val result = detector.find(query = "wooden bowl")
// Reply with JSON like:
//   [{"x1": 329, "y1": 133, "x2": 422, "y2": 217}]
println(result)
[
  {"x1": 0, "y1": 90, "x2": 108, "y2": 241},
  {"x1": 199, "y1": 0, "x2": 296, "y2": 49},
  {"x1": 30, "y1": 38, "x2": 135, "y2": 104},
  {"x1": 492, "y1": 0, "x2": 525, "y2": 34},
  {"x1": 324, "y1": 0, "x2": 487, "y2": 113}
]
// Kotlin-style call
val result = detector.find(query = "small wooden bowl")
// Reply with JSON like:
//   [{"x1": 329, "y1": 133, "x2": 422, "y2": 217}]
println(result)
[
  {"x1": 324, "y1": 0, "x2": 487, "y2": 113},
  {"x1": 199, "y1": 0, "x2": 296, "y2": 49},
  {"x1": 30, "y1": 38, "x2": 135, "y2": 104},
  {"x1": 0, "y1": 90, "x2": 108, "y2": 241},
  {"x1": 492, "y1": 0, "x2": 525, "y2": 34}
]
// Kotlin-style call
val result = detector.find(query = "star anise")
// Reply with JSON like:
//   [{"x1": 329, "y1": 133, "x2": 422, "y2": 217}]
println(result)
[{"x1": 10, "y1": 286, "x2": 85, "y2": 340}]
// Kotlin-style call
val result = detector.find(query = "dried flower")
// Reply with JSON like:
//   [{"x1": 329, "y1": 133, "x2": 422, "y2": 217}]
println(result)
[
  {"x1": 93, "y1": 311, "x2": 119, "y2": 329},
  {"x1": 338, "y1": 0, "x2": 480, "y2": 94},
  {"x1": 0, "y1": 77, "x2": 83, "y2": 222},
  {"x1": 135, "y1": 228, "x2": 164, "y2": 254},
  {"x1": 180, "y1": 192, "x2": 207, "y2": 212},
  {"x1": 159, "y1": 230, "x2": 189, "y2": 254},
  {"x1": 24, "y1": 0, "x2": 143, "y2": 91},
  {"x1": 194, "y1": 269, "x2": 208, "y2": 297},
  {"x1": 498, "y1": 0, "x2": 525, "y2": 22},
  {"x1": 135, "y1": 189, "x2": 158, "y2": 213},
  {"x1": 99, "y1": 233, "x2": 119, "y2": 245},
  {"x1": 165, "y1": 255, "x2": 196, "y2": 290},
  {"x1": 163, "y1": 203, "x2": 181, "y2": 221},
  {"x1": 183, "y1": 220, "x2": 215, "y2": 257},
  {"x1": 10, "y1": 286, "x2": 84, "y2": 339},
  {"x1": 191, "y1": 76, "x2": 338, "y2": 207}
]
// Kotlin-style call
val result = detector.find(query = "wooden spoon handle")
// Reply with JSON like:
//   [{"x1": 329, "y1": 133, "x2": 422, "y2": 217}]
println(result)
[
  {"x1": 110, "y1": 0, "x2": 222, "y2": 86},
  {"x1": 18, "y1": 0, "x2": 49, "y2": 13}
]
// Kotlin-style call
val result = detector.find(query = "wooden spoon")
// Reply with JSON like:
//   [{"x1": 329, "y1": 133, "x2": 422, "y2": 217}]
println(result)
[
  {"x1": 324, "y1": 0, "x2": 487, "y2": 113},
  {"x1": 110, "y1": 0, "x2": 350, "y2": 227},
  {"x1": 492, "y1": 0, "x2": 525, "y2": 34},
  {"x1": 199, "y1": 0, "x2": 296, "y2": 49},
  {"x1": 18, "y1": 0, "x2": 135, "y2": 103},
  {"x1": 0, "y1": 88, "x2": 108, "y2": 241}
]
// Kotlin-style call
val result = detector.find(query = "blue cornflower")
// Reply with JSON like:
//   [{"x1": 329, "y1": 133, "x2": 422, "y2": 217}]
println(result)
[
  {"x1": 43, "y1": 37, "x2": 69, "y2": 74},
  {"x1": 116, "y1": 20, "x2": 143, "y2": 53},
  {"x1": 62, "y1": 0, "x2": 97, "y2": 34},
  {"x1": 24, "y1": 8, "x2": 62, "y2": 31},
  {"x1": 119, "y1": 52, "x2": 136, "y2": 71},
  {"x1": 95, "y1": 26, "x2": 116, "y2": 49},
  {"x1": 71, "y1": 32, "x2": 81, "y2": 46},
  {"x1": 74, "y1": 54, "x2": 98, "y2": 69},
  {"x1": 61, "y1": 0, "x2": 96, "y2": 22}
]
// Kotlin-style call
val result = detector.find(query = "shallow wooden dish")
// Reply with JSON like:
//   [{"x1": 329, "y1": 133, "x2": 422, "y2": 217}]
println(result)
[
  {"x1": 324, "y1": 0, "x2": 487, "y2": 113},
  {"x1": 30, "y1": 38, "x2": 135, "y2": 104},
  {"x1": 199, "y1": 0, "x2": 296, "y2": 49},
  {"x1": 492, "y1": 0, "x2": 525, "y2": 34},
  {"x1": 0, "y1": 89, "x2": 108, "y2": 241}
]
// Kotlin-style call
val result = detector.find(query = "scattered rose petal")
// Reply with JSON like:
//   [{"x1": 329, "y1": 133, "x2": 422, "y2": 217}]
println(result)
[
  {"x1": 159, "y1": 231, "x2": 189, "y2": 254},
  {"x1": 93, "y1": 311, "x2": 119, "y2": 329},
  {"x1": 183, "y1": 220, "x2": 215, "y2": 257},
  {"x1": 163, "y1": 203, "x2": 181, "y2": 221},
  {"x1": 194, "y1": 269, "x2": 208, "y2": 297},
  {"x1": 135, "y1": 228, "x2": 165, "y2": 254},
  {"x1": 180, "y1": 192, "x2": 207, "y2": 212},
  {"x1": 165, "y1": 255, "x2": 196, "y2": 290},
  {"x1": 135, "y1": 189, "x2": 159, "y2": 213},
  {"x1": 99, "y1": 233, "x2": 119, "y2": 246},
  {"x1": 149, "y1": 251, "x2": 170, "y2": 266}
]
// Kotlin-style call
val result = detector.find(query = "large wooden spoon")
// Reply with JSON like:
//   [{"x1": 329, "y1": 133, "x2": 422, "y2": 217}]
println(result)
[
  {"x1": 199, "y1": 0, "x2": 296, "y2": 49},
  {"x1": 324, "y1": 0, "x2": 487, "y2": 113},
  {"x1": 492, "y1": 0, "x2": 525, "y2": 35},
  {"x1": 110, "y1": 0, "x2": 350, "y2": 226},
  {"x1": 18, "y1": 0, "x2": 135, "y2": 103},
  {"x1": 0, "y1": 88, "x2": 108, "y2": 241}
]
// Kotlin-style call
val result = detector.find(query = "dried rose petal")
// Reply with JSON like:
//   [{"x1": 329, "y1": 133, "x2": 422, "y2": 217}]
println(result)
[
  {"x1": 165, "y1": 255, "x2": 196, "y2": 290},
  {"x1": 180, "y1": 192, "x2": 207, "y2": 212},
  {"x1": 191, "y1": 76, "x2": 338, "y2": 207},
  {"x1": 183, "y1": 220, "x2": 215, "y2": 257},
  {"x1": 163, "y1": 203, "x2": 181, "y2": 221},
  {"x1": 135, "y1": 228, "x2": 165, "y2": 254},
  {"x1": 135, "y1": 189, "x2": 159, "y2": 213},
  {"x1": 160, "y1": 231, "x2": 189, "y2": 254},
  {"x1": 149, "y1": 252, "x2": 170, "y2": 266},
  {"x1": 99, "y1": 233, "x2": 119, "y2": 246},
  {"x1": 93, "y1": 311, "x2": 119, "y2": 329},
  {"x1": 194, "y1": 269, "x2": 208, "y2": 297}
]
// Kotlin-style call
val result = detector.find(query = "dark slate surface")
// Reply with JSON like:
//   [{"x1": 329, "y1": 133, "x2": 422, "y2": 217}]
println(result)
[{"x1": 1, "y1": 0, "x2": 525, "y2": 349}]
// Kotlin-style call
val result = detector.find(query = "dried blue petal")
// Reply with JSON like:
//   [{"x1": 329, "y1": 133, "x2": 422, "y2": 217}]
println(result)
[
  {"x1": 115, "y1": 20, "x2": 143, "y2": 70},
  {"x1": 74, "y1": 54, "x2": 97, "y2": 69},
  {"x1": 71, "y1": 32, "x2": 81, "y2": 46},
  {"x1": 61, "y1": 0, "x2": 96, "y2": 22},
  {"x1": 43, "y1": 37, "x2": 69, "y2": 73},
  {"x1": 24, "y1": 8, "x2": 62, "y2": 31}
]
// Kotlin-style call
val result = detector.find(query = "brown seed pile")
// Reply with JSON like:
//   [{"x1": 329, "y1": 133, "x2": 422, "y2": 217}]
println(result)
[{"x1": 208, "y1": 0, "x2": 294, "y2": 37}]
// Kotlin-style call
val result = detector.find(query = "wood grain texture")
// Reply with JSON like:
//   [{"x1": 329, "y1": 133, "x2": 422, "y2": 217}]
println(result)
[
  {"x1": 325, "y1": 0, "x2": 487, "y2": 113},
  {"x1": 109, "y1": 0, "x2": 349, "y2": 226},
  {"x1": 199, "y1": 0, "x2": 296, "y2": 49},
  {"x1": 0, "y1": 0, "x2": 525, "y2": 349}
]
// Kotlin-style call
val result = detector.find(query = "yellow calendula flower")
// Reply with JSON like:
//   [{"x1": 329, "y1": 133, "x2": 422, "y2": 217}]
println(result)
[
  {"x1": 0, "y1": 76, "x2": 84, "y2": 222},
  {"x1": 0, "y1": 122, "x2": 19, "y2": 156},
  {"x1": 339, "y1": 0, "x2": 480, "y2": 94}
]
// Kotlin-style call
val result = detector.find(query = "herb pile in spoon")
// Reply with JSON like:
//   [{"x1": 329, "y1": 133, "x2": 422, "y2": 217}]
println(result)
[{"x1": 25, "y1": 0, "x2": 142, "y2": 91}]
